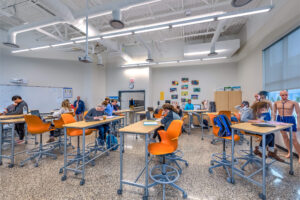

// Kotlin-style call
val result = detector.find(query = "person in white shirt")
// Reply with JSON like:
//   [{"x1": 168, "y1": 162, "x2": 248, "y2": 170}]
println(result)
[
  {"x1": 235, "y1": 101, "x2": 253, "y2": 122},
  {"x1": 47, "y1": 100, "x2": 73, "y2": 143}
]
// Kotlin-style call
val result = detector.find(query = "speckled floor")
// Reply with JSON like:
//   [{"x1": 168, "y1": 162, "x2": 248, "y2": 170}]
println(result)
[{"x1": 0, "y1": 128, "x2": 300, "y2": 200}]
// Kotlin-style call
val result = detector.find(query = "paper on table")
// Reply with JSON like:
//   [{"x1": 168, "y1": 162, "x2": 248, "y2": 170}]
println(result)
[{"x1": 106, "y1": 116, "x2": 116, "y2": 119}]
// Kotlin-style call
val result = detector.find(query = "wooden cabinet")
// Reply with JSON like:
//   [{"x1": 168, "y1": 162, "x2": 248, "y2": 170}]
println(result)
[{"x1": 214, "y1": 91, "x2": 242, "y2": 112}]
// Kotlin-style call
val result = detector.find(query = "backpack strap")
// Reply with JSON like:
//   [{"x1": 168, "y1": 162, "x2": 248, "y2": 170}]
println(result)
[{"x1": 220, "y1": 115, "x2": 232, "y2": 136}]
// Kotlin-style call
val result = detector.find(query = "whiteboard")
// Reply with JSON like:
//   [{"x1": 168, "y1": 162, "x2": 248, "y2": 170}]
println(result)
[{"x1": 0, "y1": 85, "x2": 65, "y2": 113}]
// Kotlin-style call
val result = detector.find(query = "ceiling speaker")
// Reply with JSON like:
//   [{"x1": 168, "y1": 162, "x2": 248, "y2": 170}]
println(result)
[{"x1": 231, "y1": 0, "x2": 253, "y2": 7}]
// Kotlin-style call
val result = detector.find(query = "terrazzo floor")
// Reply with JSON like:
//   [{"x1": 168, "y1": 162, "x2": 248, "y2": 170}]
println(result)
[{"x1": 0, "y1": 128, "x2": 300, "y2": 200}]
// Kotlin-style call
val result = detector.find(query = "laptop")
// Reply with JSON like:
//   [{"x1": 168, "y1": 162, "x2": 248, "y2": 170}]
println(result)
[
  {"x1": 146, "y1": 111, "x2": 154, "y2": 120},
  {"x1": 252, "y1": 123, "x2": 276, "y2": 127},
  {"x1": 30, "y1": 110, "x2": 41, "y2": 118},
  {"x1": 194, "y1": 104, "x2": 201, "y2": 110}
]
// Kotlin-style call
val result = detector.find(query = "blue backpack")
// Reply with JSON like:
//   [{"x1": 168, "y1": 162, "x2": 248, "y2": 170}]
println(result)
[
  {"x1": 106, "y1": 134, "x2": 118, "y2": 151},
  {"x1": 213, "y1": 115, "x2": 232, "y2": 137}
]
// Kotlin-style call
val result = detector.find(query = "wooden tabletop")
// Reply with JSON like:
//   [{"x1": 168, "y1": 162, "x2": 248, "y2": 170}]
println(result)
[
  {"x1": 0, "y1": 118, "x2": 25, "y2": 124},
  {"x1": 0, "y1": 114, "x2": 24, "y2": 120},
  {"x1": 119, "y1": 120, "x2": 161, "y2": 134},
  {"x1": 63, "y1": 116, "x2": 124, "y2": 129},
  {"x1": 231, "y1": 122, "x2": 293, "y2": 135},
  {"x1": 114, "y1": 109, "x2": 132, "y2": 114},
  {"x1": 136, "y1": 111, "x2": 153, "y2": 115},
  {"x1": 183, "y1": 109, "x2": 208, "y2": 113}
]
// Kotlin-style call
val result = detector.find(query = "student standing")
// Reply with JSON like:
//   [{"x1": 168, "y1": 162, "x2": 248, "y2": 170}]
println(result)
[
  {"x1": 273, "y1": 90, "x2": 300, "y2": 163},
  {"x1": 4, "y1": 95, "x2": 28, "y2": 144},
  {"x1": 85, "y1": 102, "x2": 109, "y2": 146},
  {"x1": 74, "y1": 96, "x2": 85, "y2": 121}
]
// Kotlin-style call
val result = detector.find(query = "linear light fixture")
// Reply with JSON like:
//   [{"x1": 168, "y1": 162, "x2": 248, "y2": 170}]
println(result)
[
  {"x1": 172, "y1": 18, "x2": 214, "y2": 28},
  {"x1": 184, "y1": 49, "x2": 228, "y2": 56},
  {"x1": 121, "y1": 62, "x2": 155, "y2": 68},
  {"x1": 103, "y1": 32, "x2": 132, "y2": 39},
  {"x1": 135, "y1": 26, "x2": 169, "y2": 34},
  {"x1": 30, "y1": 45, "x2": 50, "y2": 51},
  {"x1": 51, "y1": 41, "x2": 74, "y2": 47},
  {"x1": 75, "y1": 37, "x2": 100, "y2": 43},
  {"x1": 202, "y1": 56, "x2": 227, "y2": 61},
  {"x1": 158, "y1": 60, "x2": 178, "y2": 65},
  {"x1": 89, "y1": 11, "x2": 112, "y2": 19},
  {"x1": 12, "y1": 49, "x2": 30, "y2": 53},
  {"x1": 218, "y1": 6, "x2": 272, "y2": 20},
  {"x1": 179, "y1": 59, "x2": 201, "y2": 63}
]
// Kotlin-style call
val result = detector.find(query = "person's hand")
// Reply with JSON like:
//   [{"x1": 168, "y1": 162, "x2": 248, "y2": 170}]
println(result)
[
  {"x1": 3, "y1": 110, "x2": 7, "y2": 114},
  {"x1": 13, "y1": 103, "x2": 17, "y2": 106},
  {"x1": 94, "y1": 116, "x2": 100, "y2": 120}
]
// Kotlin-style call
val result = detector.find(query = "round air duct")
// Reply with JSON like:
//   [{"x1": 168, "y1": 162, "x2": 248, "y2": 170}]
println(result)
[
  {"x1": 109, "y1": 9, "x2": 124, "y2": 29},
  {"x1": 3, "y1": 42, "x2": 20, "y2": 48},
  {"x1": 231, "y1": 0, "x2": 253, "y2": 7}
]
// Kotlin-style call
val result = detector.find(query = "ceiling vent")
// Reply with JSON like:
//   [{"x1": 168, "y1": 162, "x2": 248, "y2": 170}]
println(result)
[
  {"x1": 110, "y1": 9, "x2": 124, "y2": 29},
  {"x1": 231, "y1": 0, "x2": 253, "y2": 7}
]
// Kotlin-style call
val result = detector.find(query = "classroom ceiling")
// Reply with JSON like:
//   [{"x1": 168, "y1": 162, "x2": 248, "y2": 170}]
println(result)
[{"x1": 0, "y1": 0, "x2": 272, "y2": 65}]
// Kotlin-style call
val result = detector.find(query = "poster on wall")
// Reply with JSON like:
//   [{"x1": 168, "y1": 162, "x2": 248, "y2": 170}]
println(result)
[
  {"x1": 181, "y1": 77, "x2": 189, "y2": 83},
  {"x1": 191, "y1": 80, "x2": 199, "y2": 85},
  {"x1": 171, "y1": 94, "x2": 178, "y2": 99},
  {"x1": 172, "y1": 81, "x2": 179, "y2": 86},
  {"x1": 181, "y1": 91, "x2": 188, "y2": 96},
  {"x1": 191, "y1": 94, "x2": 198, "y2": 100},
  {"x1": 170, "y1": 88, "x2": 177, "y2": 92},
  {"x1": 181, "y1": 98, "x2": 188, "y2": 103},
  {"x1": 181, "y1": 85, "x2": 188, "y2": 90},
  {"x1": 193, "y1": 88, "x2": 201, "y2": 92},
  {"x1": 63, "y1": 88, "x2": 72, "y2": 99},
  {"x1": 160, "y1": 91, "x2": 165, "y2": 100}
]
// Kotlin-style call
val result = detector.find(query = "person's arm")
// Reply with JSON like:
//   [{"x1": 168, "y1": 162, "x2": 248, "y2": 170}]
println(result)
[
  {"x1": 161, "y1": 112, "x2": 171, "y2": 125},
  {"x1": 53, "y1": 108, "x2": 63, "y2": 118},
  {"x1": 294, "y1": 102, "x2": 300, "y2": 129},
  {"x1": 191, "y1": 104, "x2": 194, "y2": 110},
  {"x1": 234, "y1": 105, "x2": 241, "y2": 110},
  {"x1": 6, "y1": 103, "x2": 23, "y2": 115},
  {"x1": 84, "y1": 109, "x2": 94, "y2": 120},
  {"x1": 184, "y1": 104, "x2": 188, "y2": 110},
  {"x1": 272, "y1": 102, "x2": 277, "y2": 120}
]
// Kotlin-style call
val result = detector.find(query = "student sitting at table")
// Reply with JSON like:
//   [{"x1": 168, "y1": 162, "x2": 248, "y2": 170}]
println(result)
[
  {"x1": 184, "y1": 99, "x2": 202, "y2": 129},
  {"x1": 104, "y1": 98, "x2": 114, "y2": 116},
  {"x1": 47, "y1": 100, "x2": 73, "y2": 143},
  {"x1": 234, "y1": 101, "x2": 253, "y2": 122},
  {"x1": 112, "y1": 99, "x2": 120, "y2": 111},
  {"x1": 85, "y1": 102, "x2": 109, "y2": 146},
  {"x1": 152, "y1": 103, "x2": 181, "y2": 142},
  {"x1": 4, "y1": 95, "x2": 28, "y2": 144},
  {"x1": 247, "y1": 101, "x2": 284, "y2": 162}
]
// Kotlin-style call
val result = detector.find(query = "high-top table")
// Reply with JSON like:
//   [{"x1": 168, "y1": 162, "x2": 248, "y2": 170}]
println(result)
[
  {"x1": 117, "y1": 120, "x2": 161, "y2": 199},
  {"x1": 61, "y1": 116, "x2": 124, "y2": 185},
  {"x1": 183, "y1": 109, "x2": 208, "y2": 139},
  {"x1": 229, "y1": 122, "x2": 294, "y2": 200}
]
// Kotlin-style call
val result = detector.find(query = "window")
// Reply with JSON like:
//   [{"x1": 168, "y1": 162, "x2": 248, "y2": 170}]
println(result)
[{"x1": 263, "y1": 26, "x2": 300, "y2": 91}]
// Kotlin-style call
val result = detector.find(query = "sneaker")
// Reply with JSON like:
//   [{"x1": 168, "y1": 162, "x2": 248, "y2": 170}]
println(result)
[
  {"x1": 191, "y1": 124, "x2": 195, "y2": 129},
  {"x1": 268, "y1": 149, "x2": 285, "y2": 162},
  {"x1": 254, "y1": 146, "x2": 263, "y2": 158},
  {"x1": 46, "y1": 138, "x2": 55, "y2": 143},
  {"x1": 16, "y1": 140, "x2": 25, "y2": 144}
]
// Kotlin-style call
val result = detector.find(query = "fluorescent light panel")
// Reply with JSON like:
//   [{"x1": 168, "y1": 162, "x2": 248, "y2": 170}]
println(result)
[
  {"x1": 158, "y1": 60, "x2": 178, "y2": 64},
  {"x1": 218, "y1": 7, "x2": 271, "y2": 20},
  {"x1": 184, "y1": 49, "x2": 228, "y2": 56},
  {"x1": 135, "y1": 26, "x2": 169, "y2": 34},
  {"x1": 103, "y1": 32, "x2": 132, "y2": 39},
  {"x1": 179, "y1": 59, "x2": 201, "y2": 63},
  {"x1": 51, "y1": 41, "x2": 74, "y2": 47},
  {"x1": 202, "y1": 56, "x2": 227, "y2": 61},
  {"x1": 30, "y1": 45, "x2": 50, "y2": 50},
  {"x1": 12, "y1": 49, "x2": 30, "y2": 53}
]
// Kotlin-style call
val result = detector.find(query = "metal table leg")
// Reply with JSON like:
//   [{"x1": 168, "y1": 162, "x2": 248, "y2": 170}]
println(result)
[
  {"x1": 9, "y1": 124, "x2": 15, "y2": 168},
  {"x1": 259, "y1": 135, "x2": 266, "y2": 200},
  {"x1": 144, "y1": 134, "x2": 149, "y2": 198},
  {"x1": 61, "y1": 127, "x2": 67, "y2": 181},
  {"x1": 118, "y1": 132, "x2": 124, "y2": 195},
  {"x1": 230, "y1": 128, "x2": 236, "y2": 184},
  {"x1": 24, "y1": 123, "x2": 28, "y2": 144},
  {"x1": 289, "y1": 127, "x2": 294, "y2": 175},
  {"x1": 201, "y1": 113, "x2": 204, "y2": 140},
  {"x1": 188, "y1": 114, "x2": 191, "y2": 135},
  {"x1": 0, "y1": 124, "x2": 3, "y2": 165},
  {"x1": 81, "y1": 128, "x2": 86, "y2": 185}
]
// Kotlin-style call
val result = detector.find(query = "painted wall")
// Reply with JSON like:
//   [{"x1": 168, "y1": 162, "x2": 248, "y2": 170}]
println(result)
[
  {"x1": 0, "y1": 48, "x2": 106, "y2": 110},
  {"x1": 151, "y1": 63, "x2": 239, "y2": 107}
]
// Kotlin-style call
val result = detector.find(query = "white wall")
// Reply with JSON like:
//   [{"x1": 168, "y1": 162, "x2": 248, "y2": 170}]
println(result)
[
  {"x1": 152, "y1": 63, "x2": 239, "y2": 107},
  {"x1": 0, "y1": 48, "x2": 106, "y2": 110},
  {"x1": 105, "y1": 66, "x2": 151, "y2": 107}
]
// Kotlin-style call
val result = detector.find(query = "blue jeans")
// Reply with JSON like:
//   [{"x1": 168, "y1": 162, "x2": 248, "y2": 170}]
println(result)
[
  {"x1": 189, "y1": 112, "x2": 201, "y2": 126},
  {"x1": 259, "y1": 133, "x2": 275, "y2": 148},
  {"x1": 96, "y1": 125, "x2": 109, "y2": 141}
]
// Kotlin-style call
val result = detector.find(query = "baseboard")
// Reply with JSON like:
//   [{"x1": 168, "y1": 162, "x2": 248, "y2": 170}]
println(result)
[{"x1": 276, "y1": 144, "x2": 299, "y2": 159}]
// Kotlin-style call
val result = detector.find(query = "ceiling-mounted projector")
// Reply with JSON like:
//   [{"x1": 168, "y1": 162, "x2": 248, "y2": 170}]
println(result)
[
  {"x1": 231, "y1": 0, "x2": 253, "y2": 7},
  {"x1": 3, "y1": 42, "x2": 20, "y2": 48},
  {"x1": 78, "y1": 55, "x2": 93, "y2": 63},
  {"x1": 110, "y1": 9, "x2": 124, "y2": 29}
]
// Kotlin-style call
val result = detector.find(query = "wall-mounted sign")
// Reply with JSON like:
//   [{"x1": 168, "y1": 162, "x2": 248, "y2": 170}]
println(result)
[
  {"x1": 129, "y1": 78, "x2": 134, "y2": 89},
  {"x1": 63, "y1": 87, "x2": 72, "y2": 99}
]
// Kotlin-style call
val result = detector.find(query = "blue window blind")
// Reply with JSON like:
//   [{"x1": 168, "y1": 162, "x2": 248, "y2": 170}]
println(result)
[{"x1": 263, "y1": 27, "x2": 300, "y2": 91}]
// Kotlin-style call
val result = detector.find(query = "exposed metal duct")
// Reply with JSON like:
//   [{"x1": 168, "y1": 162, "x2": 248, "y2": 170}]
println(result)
[
  {"x1": 231, "y1": 0, "x2": 253, "y2": 7},
  {"x1": 209, "y1": 20, "x2": 227, "y2": 56},
  {"x1": 110, "y1": 9, "x2": 124, "y2": 29}
]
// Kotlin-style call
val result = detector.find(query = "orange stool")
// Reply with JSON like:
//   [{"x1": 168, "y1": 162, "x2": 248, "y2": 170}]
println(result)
[
  {"x1": 20, "y1": 115, "x2": 57, "y2": 167},
  {"x1": 148, "y1": 120, "x2": 187, "y2": 199}
]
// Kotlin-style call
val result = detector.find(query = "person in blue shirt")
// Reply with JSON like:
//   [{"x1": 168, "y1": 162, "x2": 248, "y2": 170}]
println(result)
[
  {"x1": 104, "y1": 97, "x2": 114, "y2": 116},
  {"x1": 74, "y1": 96, "x2": 85, "y2": 121},
  {"x1": 112, "y1": 99, "x2": 120, "y2": 111},
  {"x1": 184, "y1": 99, "x2": 194, "y2": 110}
]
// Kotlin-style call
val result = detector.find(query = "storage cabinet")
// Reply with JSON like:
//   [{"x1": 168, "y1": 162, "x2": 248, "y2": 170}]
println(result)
[{"x1": 214, "y1": 91, "x2": 242, "y2": 112}]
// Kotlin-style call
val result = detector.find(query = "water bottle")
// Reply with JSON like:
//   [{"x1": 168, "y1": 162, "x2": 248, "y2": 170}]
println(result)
[{"x1": 23, "y1": 106, "x2": 28, "y2": 114}]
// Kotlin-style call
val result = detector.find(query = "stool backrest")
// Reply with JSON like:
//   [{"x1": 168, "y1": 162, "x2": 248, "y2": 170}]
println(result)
[{"x1": 24, "y1": 115, "x2": 49, "y2": 134}]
